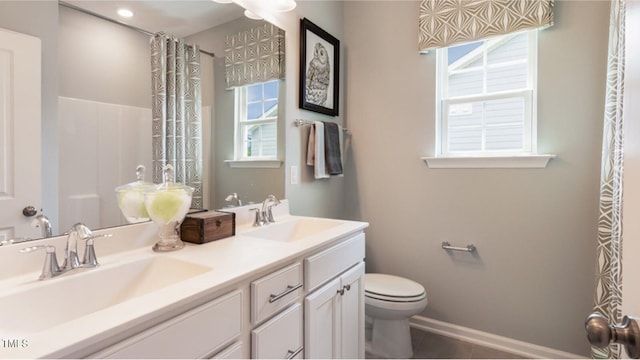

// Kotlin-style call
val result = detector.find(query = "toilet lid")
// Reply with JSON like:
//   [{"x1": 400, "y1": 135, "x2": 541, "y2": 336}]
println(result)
[{"x1": 365, "y1": 273, "x2": 426, "y2": 300}]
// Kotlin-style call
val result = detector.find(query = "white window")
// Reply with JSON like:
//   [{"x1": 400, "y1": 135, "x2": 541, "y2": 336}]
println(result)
[
  {"x1": 234, "y1": 80, "x2": 279, "y2": 160},
  {"x1": 436, "y1": 30, "x2": 538, "y2": 157}
]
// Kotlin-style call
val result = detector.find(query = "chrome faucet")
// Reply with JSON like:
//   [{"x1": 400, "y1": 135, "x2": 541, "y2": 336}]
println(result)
[
  {"x1": 62, "y1": 223, "x2": 90, "y2": 270},
  {"x1": 262, "y1": 195, "x2": 281, "y2": 223},
  {"x1": 225, "y1": 192, "x2": 243, "y2": 207},
  {"x1": 31, "y1": 214, "x2": 53, "y2": 238},
  {"x1": 250, "y1": 195, "x2": 281, "y2": 227},
  {"x1": 20, "y1": 223, "x2": 111, "y2": 280}
]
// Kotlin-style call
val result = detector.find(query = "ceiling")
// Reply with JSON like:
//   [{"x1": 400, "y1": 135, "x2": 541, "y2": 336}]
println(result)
[{"x1": 64, "y1": 0, "x2": 245, "y2": 37}]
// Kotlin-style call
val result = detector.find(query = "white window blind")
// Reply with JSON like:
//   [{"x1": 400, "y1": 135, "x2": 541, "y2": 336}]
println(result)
[
  {"x1": 235, "y1": 80, "x2": 279, "y2": 160},
  {"x1": 437, "y1": 30, "x2": 537, "y2": 156}
]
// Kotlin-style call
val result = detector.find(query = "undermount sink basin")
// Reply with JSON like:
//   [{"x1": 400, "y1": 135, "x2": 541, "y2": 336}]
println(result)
[
  {"x1": 0, "y1": 256, "x2": 211, "y2": 334},
  {"x1": 245, "y1": 217, "x2": 344, "y2": 242}
]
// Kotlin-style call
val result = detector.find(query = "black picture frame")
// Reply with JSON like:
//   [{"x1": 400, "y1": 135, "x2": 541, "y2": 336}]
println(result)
[{"x1": 299, "y1": 18, "x2": 339, "y2": 116}]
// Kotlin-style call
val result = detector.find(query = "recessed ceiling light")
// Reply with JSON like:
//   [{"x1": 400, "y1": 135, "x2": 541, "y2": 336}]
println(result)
[
  {"x1": 211, "y1": 0, "x2": 234, "y2": 3},
  {"x1": 272, "y1": 0, "x2": 296, "y2": 12},
  {"x1": 117, "y1": 8, "x2": 133, "y2": 18}
]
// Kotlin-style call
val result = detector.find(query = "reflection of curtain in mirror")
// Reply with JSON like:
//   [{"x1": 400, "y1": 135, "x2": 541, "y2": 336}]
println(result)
[
  {"x1": 224, "y1": 23, "x2": 285, "y2": 88},
  {"x1": 150, "y1": 33, "x2": 203, "y2": 209}
]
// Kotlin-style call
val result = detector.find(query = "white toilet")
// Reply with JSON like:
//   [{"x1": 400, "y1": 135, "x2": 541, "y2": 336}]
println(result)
[{"x1": 364, "y1": 273, "x2": 428, "y2": 359}]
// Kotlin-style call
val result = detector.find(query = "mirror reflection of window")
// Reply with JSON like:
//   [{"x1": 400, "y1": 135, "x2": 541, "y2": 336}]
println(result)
[{"x1": 235, "y1": 80, "x2": 280, "y2": 159}]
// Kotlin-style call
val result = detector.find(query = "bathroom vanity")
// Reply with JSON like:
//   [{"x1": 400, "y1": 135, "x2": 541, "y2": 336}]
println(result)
[{"x1": 0, "y1": 201, "x2": 368, "y2": 359}]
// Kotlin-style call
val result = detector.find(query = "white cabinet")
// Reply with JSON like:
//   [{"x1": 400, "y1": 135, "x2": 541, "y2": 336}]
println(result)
[
  {"x1": 91, "y1": 290, "x2": 243, "y2": 359},
  {"x1": 251, "y1": 262, "x2": 302, "y2": 324},
  {"x1": 210, "y1": 341, "x2": 243, "y2": 359},
  {"x1": 339, "y1": 262, "x2": 365, "y2": 358},
  {"x1": 251, "y1": 303, "x2": 303, "y2": 359},
  {"x1": 304, "y1": 231, "x2": 366, "y2": 359},
  {"x1": 250, "y1": 262, "x2": 304, "y2": 358},
  {"x1": 304, "y1": 233, "x2": 365, "y2": 292},
  {"x1": 305, "y1": 262, "x2": 364, "y2": 359},
  {"x1": 305, "y1": 276, "x2": 340, "y2": 359},
  {"x1": 86, "y1": 229, "x2": 366, "y2": 360}
]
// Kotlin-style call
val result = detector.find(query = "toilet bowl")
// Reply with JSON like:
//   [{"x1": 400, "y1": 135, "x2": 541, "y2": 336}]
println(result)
[{"x1": 364, "y1": 273, "x2": 427, "y2": 359}]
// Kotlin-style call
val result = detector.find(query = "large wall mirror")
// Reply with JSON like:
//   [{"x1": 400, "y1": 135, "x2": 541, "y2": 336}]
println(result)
[{"x1": 0, "y1": 1, "x2": 286, "y2": 241}]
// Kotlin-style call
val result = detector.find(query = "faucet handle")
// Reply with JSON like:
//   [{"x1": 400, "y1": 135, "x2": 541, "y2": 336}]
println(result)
[
  {"x1": 68, "y1": 222, "x2": 92, "y2": 238},
  {"x1": 86, "y1": 233, "x2": 112, "y2": 241},
  {"x1": 266, "y1": 194, "x2": 281, "y2": 207},
  {"x1": 81, "y1": 233, "x2": 112, "y2": 268},
  {"x1": 20, "y1": 245, "x2": 61, "y2": 280},
  {"x1": 266, "y1": 205, "x2": 276, "y2": 223},
  {"x1": 250, "y1": 208, "x2": 265, "y2": 227}
]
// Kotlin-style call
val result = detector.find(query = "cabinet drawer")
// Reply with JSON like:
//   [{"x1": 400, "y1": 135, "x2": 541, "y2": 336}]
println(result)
[
  {"x1": 210, "y1": 341, "x2": 243, "y2": 359},
  {"x1": 251, "y1": 304, "x2": 303, "y2": 359},
  {"x1": 305, "y1": 232, "x2": 365, "y2": 292},
  {"x1": 95, "y1": 290, "x2": 243, "y2": 359},
  {"x1": 251, "y1": 262, "x2": 302, "y2": 324}
]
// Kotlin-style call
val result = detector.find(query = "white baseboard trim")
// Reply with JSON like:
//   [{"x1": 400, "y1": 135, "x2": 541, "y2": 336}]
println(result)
[{"x1": 409, "y1": 315, "x2": 585, "y2": 359}]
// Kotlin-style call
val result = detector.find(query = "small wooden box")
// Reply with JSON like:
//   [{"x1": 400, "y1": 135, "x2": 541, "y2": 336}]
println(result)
[{"x1": 180, "y1": 211, "x2": 236, "y2": 244}]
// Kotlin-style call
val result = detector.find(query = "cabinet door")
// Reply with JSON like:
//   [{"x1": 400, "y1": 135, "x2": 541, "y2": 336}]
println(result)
[
  {"x1": 339, "y1": 262, "x2": 365, "y2": 359},
  {"x1": 304, "y1": 277, "x2": 341, "y2": 359}
]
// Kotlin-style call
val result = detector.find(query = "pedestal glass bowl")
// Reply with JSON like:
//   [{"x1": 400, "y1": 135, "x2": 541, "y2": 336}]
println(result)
[
  {"x1": 143, "y1": 165, "x2": 193, "y2": 252},
  {"x1": 115, "y1": 165, "x2": 153, "y2": 223}
]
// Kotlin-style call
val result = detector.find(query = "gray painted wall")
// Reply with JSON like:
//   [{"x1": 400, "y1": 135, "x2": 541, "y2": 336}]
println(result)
[
  {"x1": 342, "y1": 0, "x2": 608, "y2": 356},
  {"x1": 58, "y1": 6, "x2": 150, "y2": 108},
  {"x1": 273, "y1": 1, "x2": 348, "y2": 219}
]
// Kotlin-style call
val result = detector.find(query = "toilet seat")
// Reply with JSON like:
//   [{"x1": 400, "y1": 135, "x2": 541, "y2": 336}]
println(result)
[
  {"x1": 364, "y1": 273, "x2": 428, "y2": 358},
  {"x1": 365, "y1": 273, "x2": 426, "y2": 303},
  {"x1": 366, "y1": 291, "x2": 426, "y2": 303}
]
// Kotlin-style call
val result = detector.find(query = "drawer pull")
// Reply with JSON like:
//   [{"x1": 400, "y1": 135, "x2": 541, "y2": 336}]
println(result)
[
  {"x1": 269, "y1": 283, "x2": 303, "y2": 303},
  {"x1": 286, "y1": 346, "x2": 304, "y2": 359}
]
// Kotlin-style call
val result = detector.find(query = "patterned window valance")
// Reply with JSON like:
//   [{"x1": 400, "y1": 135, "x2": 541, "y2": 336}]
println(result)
[
  {"x1": 225, "y1": 23, "x2": 285, "y2": 88},
  {"x1": 418, "y1": 0, "x2": 554, "y2": 52}
]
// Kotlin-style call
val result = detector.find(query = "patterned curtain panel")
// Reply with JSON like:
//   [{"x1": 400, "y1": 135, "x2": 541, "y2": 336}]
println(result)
[
  {"x1": 224, "y1": 23, "x2": 285, "y2": 88},
  {"x1": 418, "y1": 0, "x2": 554, "y2": 51},
  {"x1": 592, "y1": 1, "x2": 626, "y2": 358},
  {"x1": 150, "y1": 33, "x2": 203, "y2": 209}
]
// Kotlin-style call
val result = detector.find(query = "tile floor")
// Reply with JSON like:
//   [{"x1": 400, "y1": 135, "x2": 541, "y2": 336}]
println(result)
[{"x1": 366, "y1": 327, "x2": 528, "y2": 359}]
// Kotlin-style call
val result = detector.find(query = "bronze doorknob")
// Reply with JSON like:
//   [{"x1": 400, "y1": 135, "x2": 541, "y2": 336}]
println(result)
[
  {"x1": 22, "y1": 206, "x2": 37, "y2": 217},
  {"x1": 586, "y1": 313, "x2": 640, "y2": 358}
]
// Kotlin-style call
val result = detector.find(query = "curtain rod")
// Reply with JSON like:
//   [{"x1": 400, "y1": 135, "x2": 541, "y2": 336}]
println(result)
[{"x1": 58, "y1": 1, "x2": 215, "y2": 58}]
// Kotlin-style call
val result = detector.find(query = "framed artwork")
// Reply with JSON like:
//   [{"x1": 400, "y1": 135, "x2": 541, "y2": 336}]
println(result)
[{"x1": 299, "y1": 18, "x2": 340, "y2": 116}]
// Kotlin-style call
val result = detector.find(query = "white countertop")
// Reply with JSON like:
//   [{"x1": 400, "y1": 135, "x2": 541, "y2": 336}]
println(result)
[{"x1": 0, "y1": 202, "x2": 368, "y2": 358}]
